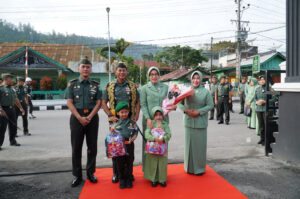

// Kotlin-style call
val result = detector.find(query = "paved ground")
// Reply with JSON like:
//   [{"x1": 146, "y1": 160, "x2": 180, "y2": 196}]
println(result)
[{"x1": 0, "y1": 103, "x2": 299, "y2": 199}]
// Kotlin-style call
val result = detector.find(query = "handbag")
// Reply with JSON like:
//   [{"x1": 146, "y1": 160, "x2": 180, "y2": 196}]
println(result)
[
  {"x1": 244, "y1": 106, "x2": 252, "y2": 117},
  {"x1": 145, "y1": 128, "x2": 167, "y2": 155}
]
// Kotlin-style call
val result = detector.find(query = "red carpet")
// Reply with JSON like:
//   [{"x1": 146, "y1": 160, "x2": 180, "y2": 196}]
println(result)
[{"x1": 80, "y1": 164, "x2": 247, "y2": 199}]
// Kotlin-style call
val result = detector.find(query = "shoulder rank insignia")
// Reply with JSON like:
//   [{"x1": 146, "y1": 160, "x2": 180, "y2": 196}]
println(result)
[{"x1": 92, "y1": 80, "x2": 99, "y2": 85}]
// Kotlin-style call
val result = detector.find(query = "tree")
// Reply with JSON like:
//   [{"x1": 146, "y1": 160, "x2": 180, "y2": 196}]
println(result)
[
  {"x1": 154, "y1": 45, "x2": 208, "y2": 69},
  {"x1": 141, "y1": 52, "x2": 154, "y2": 61},
  {"x1": 56, "y1": 73, "x2": 67, "y2": 90},
  {"x1": 40, "y1": 76, "x2": 53, "y2": 91},
  {"x1": 98, "y1": 38, "x2": 132, "y2": 62}
]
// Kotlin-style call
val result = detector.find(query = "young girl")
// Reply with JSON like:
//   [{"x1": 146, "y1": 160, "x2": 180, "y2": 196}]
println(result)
[{"x1": 144, "y1": 106, "x2": 171, "y2": 187}]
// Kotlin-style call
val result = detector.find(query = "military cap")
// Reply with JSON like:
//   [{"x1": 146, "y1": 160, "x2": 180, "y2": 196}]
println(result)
[
  {"x1": 79, "y1": 56, "x2": 92, "y2": 65},
  {"x1": 17, "y1": 76, "x2": 25, "y2": 81},
  {"x1": 1, "y1": 73, "x2": 14, "y2": 79},
  {"x1": 115, "y1": 101, "x2": 130, "y2": 112},
  {"x1": 259, "y1": 75, "x2": 265, "y2": 79}
]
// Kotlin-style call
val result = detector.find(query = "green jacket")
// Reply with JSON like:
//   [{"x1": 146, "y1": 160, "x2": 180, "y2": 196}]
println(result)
[
  {"x1": 14, "y1": 85, "x2": 28, "y2": 102},
  {"x1": 255, "y1": 85, "x2": 267, "y2": 112},
  {"x1": 178, "y1": 86, "x2": 214, "y2": 129},
  {"x1": 210, "y1": 82, "x2": 218, "y2": 96},
  {"x1": 115, "y1": 118, "x2": 138, "y2": 139},
  {"x1": 238, "y1": 83, "x2": 246, "y2": 95},
  {"x1": 140, "y1": 82, "x2": 168, "y2": 120},
  {"x1": 0, "y1": 84, "x2": 17, "y2": 106},
  {"x1": 65, "y1": 77, "x2": 102, "y2": 109},
  {"x1": 216, "y1": 83, "x2": 230, "y2": 96}
]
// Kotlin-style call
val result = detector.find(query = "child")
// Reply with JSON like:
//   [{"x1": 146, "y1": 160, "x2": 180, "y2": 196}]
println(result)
[
  {"x1": 144, "y1": 106, "x2": 171, "y2": 187},
  {"x1": 111, "y1": 101, "x2": 138, "y2": 189}
]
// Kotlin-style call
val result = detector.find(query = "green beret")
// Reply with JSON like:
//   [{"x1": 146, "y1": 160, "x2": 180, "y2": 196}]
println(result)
[
  {"x1": 115, "y1": 101, "x2": 130, "y2": 112},
  {"x1": 2, "y1": 73, "x2": 14, "y2": 79},
  {"x1": 79, "y1": 56, "x2": 92, "y2": 65},
  {"x1": 17, "y1": 76, "x2": 25, "y2": 81}
]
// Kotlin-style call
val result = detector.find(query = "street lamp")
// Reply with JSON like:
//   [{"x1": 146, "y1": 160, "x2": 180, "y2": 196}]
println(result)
[{"x1": 106, "y1": 7, "x2": 111, "y2": 82}]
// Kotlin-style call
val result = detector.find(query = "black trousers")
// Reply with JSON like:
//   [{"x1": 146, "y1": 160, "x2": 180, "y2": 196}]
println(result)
[
  {"x1": 0, "y1": 107, "x2": 17, "y2": 146},
  {"x1": 15, "y1": 102, "x2": 28, "y2": 133},
  {"x1": 28, "y1": 98, "x2": 34, "y2": 114},
  {"x1": 256, "y1": 111, "x2": 265, "y2": 141},
  {"x1": 240, "y1": 94, "x2": 245, "y2": 113},
  {"x1": 210, "y1": 95, "x2": 219, "y2": 119},
  {"x1": 217, "y1": 96, "x2": 230, "y2": 123},
  {"x1": 116, "y1": 142, "x2": 134, "y2": 180},
  {"x1": 70, "y1": 112, "x2": 99, "y2": 177}
]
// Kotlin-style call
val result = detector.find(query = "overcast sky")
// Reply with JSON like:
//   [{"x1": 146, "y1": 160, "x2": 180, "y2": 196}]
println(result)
[{"x1": 0, "y1": 0, "x2": 286, "y2": 52}]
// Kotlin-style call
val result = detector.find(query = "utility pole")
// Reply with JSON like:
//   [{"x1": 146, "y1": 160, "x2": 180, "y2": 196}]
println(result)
[
  {"x1": 232, "y1": 0, "x2": 250, "y2": 82},
  {"x1": 210, "y1": 37, "x2": 213, "y2": 84},
  {"x1": 106, "y1": 7, "x2": 111, "y2": 82}
]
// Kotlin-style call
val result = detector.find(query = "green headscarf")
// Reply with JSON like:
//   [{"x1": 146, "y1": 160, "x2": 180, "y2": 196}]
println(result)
[
  {"x1": 151, "y1": 106, "x2": 164, "y2": 118},
  {"x1": 190, "y1": 71, "x2": 203, "y2": 83},
  {"x1": 147, "y1": 66, "x2": 160, "y2": 82},
  {"x1": 251, "y1": 77, "x2": 258, "y2": 86}
]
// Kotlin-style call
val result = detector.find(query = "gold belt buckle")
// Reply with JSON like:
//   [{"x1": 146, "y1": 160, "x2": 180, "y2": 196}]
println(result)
[
  {"x1": 9, "y1": 106, "x2": 12, "y2": 108},
  {"x1": 83, "y1": 109, "x2": 89, "y2": 114}
]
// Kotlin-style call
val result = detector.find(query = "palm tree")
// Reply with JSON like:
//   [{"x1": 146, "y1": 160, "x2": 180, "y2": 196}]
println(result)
[{"x1": 98, "y1": 38, "x2": 132, "y2": 62}]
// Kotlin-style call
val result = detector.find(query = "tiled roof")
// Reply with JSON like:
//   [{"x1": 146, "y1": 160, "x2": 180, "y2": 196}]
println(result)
[
  {"x1": 0, "y1": 43, "x2": 106, "y2": 67},
  {"x1": 159, "y1": 66, "x2": 209, "y2": 81}
]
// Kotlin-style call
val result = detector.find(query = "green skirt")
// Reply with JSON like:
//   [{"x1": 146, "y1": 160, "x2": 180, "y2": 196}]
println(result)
[{"x1": 184, "y1": 127, "x2": 207, "y2": 174}]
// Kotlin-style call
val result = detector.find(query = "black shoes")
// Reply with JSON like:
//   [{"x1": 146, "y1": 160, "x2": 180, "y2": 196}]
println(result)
[
  {"x1": 209, "y1": 117, "x2": 214, "y2": 120},
  {"x1": 127, "y1": 179, "x2": 133, "y2": 188},
  {"x1": 71, "y1": 176, "x2": 82, "y2": 187},
  {"x1": 226, "y1": 121, "x2": 229, "y2": 125},
  {"x1": 112, "y1": 175, "x2": 119, "y2": 183},
  {"x1": 87, "y1": 173, "x2": 98, "y2": 183},
  {"x1": 239, "y1": 112, "x2": 244, "y2": 114},
  {"x1": 152, "y1": 182, "x2": 158, "y2": 187},
  {"x1": 160, "y1": 182, "x2": 167, "y2": 187},
  {"x1": 130, "y1": 175, "x2": 135, "y2": 182},
  {"x1": 0, "y1": 146, "x2": 2, "y2": 151},
  {"x1": 10, "y1": 141, "x2": 21, "y2": 146},
  {"x1": 119, "y1": 179, "x2": 127, "y2": 189},
  {"x1": 257, "y1": 140, "x2": 265, "y2": 146},
  {"x1": 218, "y1": 121, "x2": 224, "y2": 124},
  {"x1": 24, "y1": 131, "x2": 31, "y2": 136}
]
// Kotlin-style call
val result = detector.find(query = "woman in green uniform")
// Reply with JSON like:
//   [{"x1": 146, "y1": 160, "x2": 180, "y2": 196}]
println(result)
[
  {"x1": 140, "y1": 66, "x2": 175, "y2": 170},
  {"x1": 178, "y1": 71, "x2": 214, "y2": 175},
  {"x1": 245, "y1": 77, "x2": 259, "y2": 132}
]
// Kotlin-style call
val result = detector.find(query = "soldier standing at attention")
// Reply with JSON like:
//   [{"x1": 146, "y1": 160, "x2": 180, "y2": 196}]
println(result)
[
  {"x1": 65, "y1": 56, "x2": 102, "y2": 187},
  {"x1": 215, "y1": 75, "x2": 232, "y2": 125},
  {"x1": 102, "y1": 62, "x2": 140, "y2": 183},
  {"x1": 15, "y1": 77, "x2": 31, "y2": 136},
  {"x1": 209, "y1": 75, "x2": 219, "y2": 120},
  {"x1": 238, "y1": 76, "x2": 247, "y2": 114},
  {"x1": 225, "y1": 76, "x2": 234, "y2": 113},
  {"x1": 0, "y1": 73, "x2": 25, "y2": 150}
]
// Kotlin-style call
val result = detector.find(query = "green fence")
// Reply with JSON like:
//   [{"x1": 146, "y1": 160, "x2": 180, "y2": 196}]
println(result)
[{"x1": 32, "y1": 90, "x2": 66, "y2": 100}]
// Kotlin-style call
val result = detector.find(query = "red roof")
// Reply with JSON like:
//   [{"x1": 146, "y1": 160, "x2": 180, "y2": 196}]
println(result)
[{"x1": 133, "y1": 60, "x2": 172, "y2": 70}]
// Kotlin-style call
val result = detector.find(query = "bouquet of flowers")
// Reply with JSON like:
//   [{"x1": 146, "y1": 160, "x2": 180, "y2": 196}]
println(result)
[
  {"x1": 162, "y1": 83, "x2": 194, "y2": 115},
  {"x1": 145, "y1": 128, "x2": 167, "y2": 155},
  {"x1": 105, "y1": 132, "x2": 126, "y2": 158}
]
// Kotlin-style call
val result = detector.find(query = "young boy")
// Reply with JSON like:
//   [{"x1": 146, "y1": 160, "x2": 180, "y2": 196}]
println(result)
[
  {"x1": 112, "y1": 101, "x2": 138, "y2": 189},
  {"x1": 144, "y1": 106, "x2": 171, "y2": 187}
]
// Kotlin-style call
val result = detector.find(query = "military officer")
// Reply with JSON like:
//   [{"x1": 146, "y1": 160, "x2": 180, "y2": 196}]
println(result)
[
  {"x1": 15, "y1": 77, "x2": 30, "y2": 136},
  {"x1": 0, "y1": 73, "x2": 25, "y2": 150},
  {"x1": 255, "y1": 76, "x2": 267, "y2": 145},
  {"x1": 225, "y1": 76, "x2": 234, "y2": 113},
  {"x1": 238, "y1": 76, "x2": 247, "y2": 114},
  {"x1": 102, "y1": 62, "x2": 140, "y2": 183},
  {"x1": 25, "y1": 77, "x2": 36, "y2": 119},
  {"x1": 65, "y1": 56, "x2": 102, "y2": 187},
  {"x1": 215, "y1": 75, "x2": 232, "y2": 125},
  {"x1": 209, "y1": 75, "x2": 219, "y2": 120}
]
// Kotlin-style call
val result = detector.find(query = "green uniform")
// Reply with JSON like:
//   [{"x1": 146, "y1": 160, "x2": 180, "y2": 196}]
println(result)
[
  {"x1": 0, "y1": 84, "x2": 18, "y2": 146},
  {"x1": 245, "y1": 78, "x2": 259, "y2": 132},
  {"x1": 114, "y1": 118, "x2": 138, "y2": 181},
  {"x1": 144, "y1": 109, "x2": 171, "y2": 183},
  {"x1": 255, "y1": 85, "x2": 267, "y2": 142},
  {"x1": 209, "y1": 82, "x2": 219, "y2": 119},
  {"x1": 103, "y1": 78, "x2": 139, "y2": 180},
  {"x1": 178, "y1": 71, "x2": 214, "y2": 175},
  {"x1": 238, "y1": 82, "x2": 246, "y2": 113},
  {"x1": 65, "y1": 77, "x2": 102, "y2": 178},
  {"x1": 14, "y1": 85, "x2": 29, "y2": 133},
  {"x1": 140, "y1": 78, "x2": 168, "y2": 170},
  {"x1": 216, "y1": 82, "x2": 231, "y2": 123}
]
